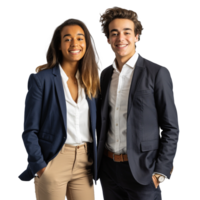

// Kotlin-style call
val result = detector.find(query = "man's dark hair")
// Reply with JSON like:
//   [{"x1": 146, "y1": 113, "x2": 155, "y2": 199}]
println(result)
[{"x1": 100, "y1": 7, "x2": 143, "y2": 41}]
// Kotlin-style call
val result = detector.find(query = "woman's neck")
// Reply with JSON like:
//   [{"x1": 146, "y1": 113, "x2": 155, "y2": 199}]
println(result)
[{"x1": 61, "y1": 60, "x2": 79, "y2": 78}]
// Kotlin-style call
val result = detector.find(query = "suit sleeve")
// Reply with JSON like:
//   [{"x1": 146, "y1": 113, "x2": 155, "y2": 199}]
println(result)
[
  {"x1": 22, "y1": 74, "x2": 47, "y2": 176},
  {"x1": 154, "y1": 67, "x2": 179, "y2": 179}
]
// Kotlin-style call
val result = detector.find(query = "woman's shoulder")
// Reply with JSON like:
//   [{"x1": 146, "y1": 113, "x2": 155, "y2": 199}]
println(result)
[
  {"x1": 36, "y1": 64, "x2": 54, "y2": 77},
  {"x1": 33, "y1": 64, "x2": 56, "y2": 81}
]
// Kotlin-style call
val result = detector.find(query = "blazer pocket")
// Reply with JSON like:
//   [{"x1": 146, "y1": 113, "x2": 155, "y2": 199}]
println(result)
[
  {"x1": 140, "y1": 139, "x2": 159, "y2": 152},
  {"x1": 39, "y1": 132, "x2": 54, "y2": 143}
]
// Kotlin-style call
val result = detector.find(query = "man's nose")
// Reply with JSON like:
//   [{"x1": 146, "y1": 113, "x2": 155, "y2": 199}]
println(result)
[{"x1": 117, "y1": 33, "x2": 125, "y2": 42}]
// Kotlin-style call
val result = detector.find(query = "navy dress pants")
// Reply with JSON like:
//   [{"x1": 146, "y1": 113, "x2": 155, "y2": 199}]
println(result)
[{"x1": 100, "y1": 155, "x2": 162, "y2": 200}]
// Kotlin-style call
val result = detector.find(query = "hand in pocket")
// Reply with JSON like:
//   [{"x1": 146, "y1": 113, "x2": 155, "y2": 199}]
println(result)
[
  {"x1": 152, "y1": 175, "x2": 159, "y2": 189},
  {"x1": 37, "y1": 167, "x2": 46, "y2": 178},
  {"x1": 86, "y1": 166, "x2": 94, "y2": 186}
]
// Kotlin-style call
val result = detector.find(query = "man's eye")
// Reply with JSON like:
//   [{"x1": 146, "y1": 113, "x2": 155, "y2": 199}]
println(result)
[{"x1": 65, "y1": 39, "x2": 70, "y2": 41}]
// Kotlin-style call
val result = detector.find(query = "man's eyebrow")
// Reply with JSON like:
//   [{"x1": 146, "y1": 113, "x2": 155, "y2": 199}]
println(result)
[
  {"x1": 110, "y1": 28, "x2": 132, "y2": 33},
  {"x1": 63, "y1": 33, "x2": 85, "y2": 38}
]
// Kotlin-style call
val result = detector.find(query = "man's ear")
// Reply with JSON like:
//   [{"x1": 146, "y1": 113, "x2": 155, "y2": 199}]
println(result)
[
  {"x1": 135, "y1": 34, "x2": 139, "y2": 43},
  {"x1": 107, "y1": 38, "x2": 110, "y2": 44}
]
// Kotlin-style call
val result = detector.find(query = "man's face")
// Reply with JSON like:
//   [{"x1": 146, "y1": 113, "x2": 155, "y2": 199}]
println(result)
[{"x1": 108, "y1": 18, "x2": 138, "y2": 61}]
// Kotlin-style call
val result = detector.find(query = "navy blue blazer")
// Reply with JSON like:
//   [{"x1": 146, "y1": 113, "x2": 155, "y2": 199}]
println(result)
[
  {"x1": 97, "y1": 55, "x2": 179, "y2": 185},
  {"x1": 19, "y1": 64, "x2": 97, "y2": 181}
]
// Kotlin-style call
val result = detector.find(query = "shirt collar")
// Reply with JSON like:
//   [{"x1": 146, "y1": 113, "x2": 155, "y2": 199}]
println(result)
[
  {"x1": 59, "y1": 64, "x2": 80, "y2": 82},
  {"x1": 112, "y1": 52, "x2": 139, "y2": 72}
]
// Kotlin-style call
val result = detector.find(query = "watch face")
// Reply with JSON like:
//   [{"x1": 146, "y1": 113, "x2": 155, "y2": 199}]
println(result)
[{"x1": 158, "y1": 176, "x2": 165, "y2": 183}]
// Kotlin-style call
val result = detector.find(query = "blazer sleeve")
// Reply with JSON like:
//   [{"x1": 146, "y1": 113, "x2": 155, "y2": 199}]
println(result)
[
  {"x1": 22, "y1": 74, "x2": 47, "y2": 176},
  {"x1": 154, "y1": 67, "x2": 179, "y2": 179}
]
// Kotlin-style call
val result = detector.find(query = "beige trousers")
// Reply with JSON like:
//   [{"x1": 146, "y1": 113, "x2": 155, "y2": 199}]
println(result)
[{"x1": 34, "y1": 143, "x2": 94, "y2": 200}]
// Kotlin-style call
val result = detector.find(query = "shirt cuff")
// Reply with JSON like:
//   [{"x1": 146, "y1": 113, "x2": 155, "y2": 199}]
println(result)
[{"x1": 153, "y1": 172, "x2": 167, "y2": 178}]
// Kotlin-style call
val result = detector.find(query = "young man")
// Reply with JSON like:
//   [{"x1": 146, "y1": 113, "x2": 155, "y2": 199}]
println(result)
[{"x1": 97, "y1": 7, "x2": 179, "y2": 200}]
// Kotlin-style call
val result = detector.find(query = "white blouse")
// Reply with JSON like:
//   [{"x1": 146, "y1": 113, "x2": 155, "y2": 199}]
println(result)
[{"x1": 59, "y1": 65, "x2": 92, "y2": 146}]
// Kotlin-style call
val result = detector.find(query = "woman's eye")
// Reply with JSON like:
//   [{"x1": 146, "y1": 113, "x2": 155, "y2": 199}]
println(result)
[{"x1": 65, "y1": 38, "x2": 83, "y2": 42}]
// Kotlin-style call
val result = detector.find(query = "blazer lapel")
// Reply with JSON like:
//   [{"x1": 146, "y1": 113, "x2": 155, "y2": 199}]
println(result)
[
  {"x1": 52, "y1": 65, "x2": 67, "y2": 132},
  {"x1": 86, "y1": 96, "x2": 96, "y2": 140},
  {"x1": 101, "y1": 66, "x2": 113, "y2": 119},
  {"x1": 127, "y1": 55, "x2": 144, "y2": 118}
]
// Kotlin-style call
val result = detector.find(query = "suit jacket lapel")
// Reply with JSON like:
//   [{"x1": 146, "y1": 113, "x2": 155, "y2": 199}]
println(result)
[
  {"x1": 53, "y1": 65, "x2": 67, "y2": 132},
  {"x1": 86, "y1": 96, "x2": 96, "y2": 141},
  {"x1": 127, "y1": 55, "x2": 144, "y2": 118},
  {"x1": 101, "y1": 66, "x2": 113, "y2": 120}
]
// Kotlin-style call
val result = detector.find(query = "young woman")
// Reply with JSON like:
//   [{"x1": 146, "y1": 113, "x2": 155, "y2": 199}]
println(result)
[{"x1": 19, "y1": 19, "x2": 100, "y2": 200}]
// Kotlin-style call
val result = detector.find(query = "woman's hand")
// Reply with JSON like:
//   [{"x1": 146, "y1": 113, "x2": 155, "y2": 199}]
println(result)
[{"x1": 37, "y1": 167, "x2": 46, "y2": 178}]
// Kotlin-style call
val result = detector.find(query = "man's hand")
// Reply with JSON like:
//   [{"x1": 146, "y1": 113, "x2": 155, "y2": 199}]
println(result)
[
  {"x1": 152, "y1": 174, "x2": 160, "y2": 189},
  {"x1": 37, "y1": 167, "x2": 46, "y2": 178}
]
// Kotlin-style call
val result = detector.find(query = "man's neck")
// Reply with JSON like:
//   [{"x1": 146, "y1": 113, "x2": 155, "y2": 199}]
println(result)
[
  {"x1": 115, "y1": 58, "x2": 125, "y2": 72},
  {"x1": 115, "y1": 51, "x2": 136, "y2": 72}
]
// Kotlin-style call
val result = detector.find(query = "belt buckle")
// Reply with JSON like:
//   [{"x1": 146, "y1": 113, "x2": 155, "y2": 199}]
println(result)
[
  {"x1": 113, "y1": 153, "x2": 124, "y2": 162},
  {"x1": 113, "y1": 153, "x2": 120, "y2": 162}
]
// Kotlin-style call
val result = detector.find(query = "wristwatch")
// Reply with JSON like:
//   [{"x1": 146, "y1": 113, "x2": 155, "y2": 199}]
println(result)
[{"x1": 154, "y1": 174, "x2": 165, "y2": 183}]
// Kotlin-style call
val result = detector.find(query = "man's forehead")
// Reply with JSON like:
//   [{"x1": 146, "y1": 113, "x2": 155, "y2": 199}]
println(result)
[{"x1": 109, "y1": 18, "x2": 134, "y2": 31}]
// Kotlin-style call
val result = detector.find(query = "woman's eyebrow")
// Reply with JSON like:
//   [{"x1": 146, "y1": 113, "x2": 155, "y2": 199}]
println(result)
[{"x1": 63, "y1": 33, "x2": 85, "y2": 38}]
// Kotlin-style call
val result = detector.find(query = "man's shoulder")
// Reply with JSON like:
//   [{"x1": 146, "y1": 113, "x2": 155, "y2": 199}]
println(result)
[{"x1": 140, "y1": 55, "x2": 170, "y2": 76}]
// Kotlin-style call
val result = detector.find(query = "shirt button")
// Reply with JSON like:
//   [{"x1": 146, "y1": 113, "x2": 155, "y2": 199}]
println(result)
[
  {"x1": 116, "y1": 124, "x2": 118, "y2": 126},
  {"x1": 117, "y1": 139, "x2": 119, "y2": 142},
  {"x1": 116, "y1": 107, "x2": 118, "y2": 110}
]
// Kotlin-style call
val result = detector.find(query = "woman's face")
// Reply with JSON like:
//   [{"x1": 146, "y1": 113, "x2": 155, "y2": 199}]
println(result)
[{"x1": 60, "y1": 25, "x2": 86, "y2": 63}]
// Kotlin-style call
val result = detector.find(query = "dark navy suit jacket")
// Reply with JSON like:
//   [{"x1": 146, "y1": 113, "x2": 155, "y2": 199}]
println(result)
[
  {"x1": 97, "y1": 55, "x2": 179, "y2": 185},
  {"x1": 19, "y1": 64, "x2": 97, "y2": 181}
]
